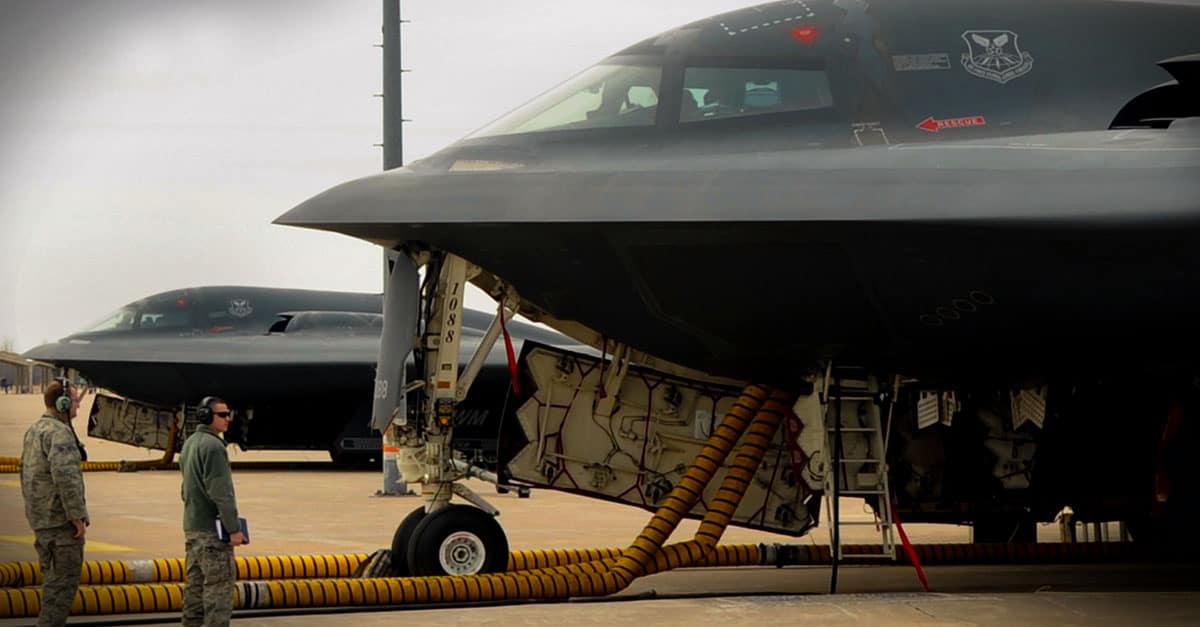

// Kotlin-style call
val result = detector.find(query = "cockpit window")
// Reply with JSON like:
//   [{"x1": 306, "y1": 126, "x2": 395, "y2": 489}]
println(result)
[
  {"x1": 85, "y1": 307, "x2": 138, "y2": 332},
  {"x1": 470, "y1": 64, "x2": 662, "y2": 137},
  {"x1": 681, "y1": 67, "x2": 833, "y2": 123},
  {"x1": 137, "y1": 310, "x2": 192, "y2": 329},
  {"x1": 82, "y1": 297, "x2": 197, "y2": 333}
]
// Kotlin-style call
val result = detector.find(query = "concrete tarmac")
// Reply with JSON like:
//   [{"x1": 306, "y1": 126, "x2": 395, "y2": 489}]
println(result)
[{"x1": 1, "y1": 393, "x2": 1197, "y2": 625}]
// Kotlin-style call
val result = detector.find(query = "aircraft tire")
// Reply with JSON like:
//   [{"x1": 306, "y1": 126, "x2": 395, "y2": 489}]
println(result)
[
  {"x1": 406, "y1": 504, "x2": 509, "y2": 577},
  {"x1": 388, "y1": 507, "x2": 427, "y2": 576}
]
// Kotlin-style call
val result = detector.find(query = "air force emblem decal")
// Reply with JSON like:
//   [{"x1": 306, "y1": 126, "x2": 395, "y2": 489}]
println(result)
[
  {"x1": 960, "y1": 30, "x2": 1033, "y2": 84},
  {"x1": 228, "y1": 298, "x2": 254, "y2": 318}
]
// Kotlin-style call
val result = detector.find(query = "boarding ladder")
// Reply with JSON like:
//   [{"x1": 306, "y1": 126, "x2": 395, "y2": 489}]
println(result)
[{"x1": 823, "y1": 367, "x2": 896, "y2": 561}]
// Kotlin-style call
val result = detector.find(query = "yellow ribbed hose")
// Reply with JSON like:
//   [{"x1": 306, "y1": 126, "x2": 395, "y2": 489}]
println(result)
[
  {"x1": 0, "y1": 456, "x2": 173, "y2": 470},
  {"x1": 0, "y1": 541, "x2": 1165, "y2": 618},
  {"x1": 0, "y1": 547, "x2": 650, "y2": 589},
  {"x1": 0, "y1": 554, "x2": 374, "y2": 588},
  {"x1": 506, "y1": 547, "x2": 623, "y2": 572},
  {"x1": 81, "y1": 461, "x2": 124, "y2": 471},
  {"x1": 0, "y1": 460, "x2": 366, "y2": 473},
  {"x1": 0, "y1": 544, "x2": 752, "y2": 589}
]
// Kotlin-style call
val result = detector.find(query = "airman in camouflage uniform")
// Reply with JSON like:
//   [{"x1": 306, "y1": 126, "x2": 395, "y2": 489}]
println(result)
[
  {"x1": 20, "y1": 379, "x2": 88, "y2": 627},
  {"x1": 181, "y1": 396, "x2": 244, "y2": 627}
]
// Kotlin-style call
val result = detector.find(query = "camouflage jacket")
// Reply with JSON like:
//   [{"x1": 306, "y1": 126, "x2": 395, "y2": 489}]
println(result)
[{"x1": 21, "y1": 412, "x2": 88, "y2": 530}]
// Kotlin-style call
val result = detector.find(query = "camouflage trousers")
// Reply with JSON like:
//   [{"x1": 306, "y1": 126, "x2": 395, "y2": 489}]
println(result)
[
  {"x1": 182, "y1": 530, "x2": 235, "y2": 627},
  {"x1": 33, "y1": 524, "x2": 83, "y2": 627}
]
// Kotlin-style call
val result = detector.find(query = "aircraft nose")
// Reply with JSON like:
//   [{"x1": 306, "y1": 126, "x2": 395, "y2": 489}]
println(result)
[
  {"x1": 274, "y1": 169, "x2": 413, "y2": 246},
  {"x1": 274, "y1": 169, "x2": 388, "y2": 228},
  {"x1": 23, "y1": 341, "x2": 65, "y2": 362},
  {"x1": 274, "y1": 160, "x2": 535, "y2": 249}
]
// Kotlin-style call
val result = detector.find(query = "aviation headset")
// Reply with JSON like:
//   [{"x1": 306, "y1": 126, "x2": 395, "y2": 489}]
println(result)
[
  {"x1": 54, "y1": 376, "x2": 88, "y2": 461},
  {"x1": 196, "y1": 396, "x2": 216, "y2": 425},
  {"x1": 54, "y1": 376, "x2": 73, "y2": 414}
]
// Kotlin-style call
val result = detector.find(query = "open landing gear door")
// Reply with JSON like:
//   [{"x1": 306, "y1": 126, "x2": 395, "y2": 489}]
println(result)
[
  {"x1": 88, "y1": 391, "x2": 181, "y2": 451},
  {"x1": 372, "y1": 251, "x2": 419, "y2": 431},
  {"x1": 506, "y1": 341, "x2": 823, "y2": 536}
]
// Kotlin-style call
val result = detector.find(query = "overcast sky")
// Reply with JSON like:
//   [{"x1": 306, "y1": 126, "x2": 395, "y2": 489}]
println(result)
[{"x1": 0, "y1": 0, "x2": 755, "y2": 351}]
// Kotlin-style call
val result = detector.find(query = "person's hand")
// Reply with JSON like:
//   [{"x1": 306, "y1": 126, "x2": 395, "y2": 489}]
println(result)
[
  {"x1": 70, "y1": 519, "x2": 87, "y2": 542},
  {"x1": 228, "y1": 531, "x2": 246, "y2": 547}
]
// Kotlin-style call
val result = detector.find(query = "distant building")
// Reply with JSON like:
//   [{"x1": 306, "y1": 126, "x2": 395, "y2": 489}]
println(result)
[{"x1": 0, "y1": 351, "x2": 57, "y2": 394}]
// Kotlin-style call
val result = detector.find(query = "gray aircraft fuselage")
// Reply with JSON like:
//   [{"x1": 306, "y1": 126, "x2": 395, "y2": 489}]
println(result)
[
  {"x1": 24, "y1": 286, "x2": 577, "y2": 462},
  {"x1": 277, "y1": 0, "x2": 1200, "y2": 385}
]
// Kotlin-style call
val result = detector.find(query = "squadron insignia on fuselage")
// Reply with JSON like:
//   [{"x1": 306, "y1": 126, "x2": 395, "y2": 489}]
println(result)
[
  {"x1": 228, "y1": 299, "x2": 253, "y2": 318},
  {"x1": 960, "y1": 30, "x2": 1034, "y2": 84}
]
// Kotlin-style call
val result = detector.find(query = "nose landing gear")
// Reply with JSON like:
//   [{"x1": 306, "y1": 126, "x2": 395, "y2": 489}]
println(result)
[{"x1": 383, "y1": 252, "x2": 519, "y2": 577}]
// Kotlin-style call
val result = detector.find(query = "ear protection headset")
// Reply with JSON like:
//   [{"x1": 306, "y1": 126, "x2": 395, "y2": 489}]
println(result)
[
  {"x1": 196, "y1": 396, "x2": 216, "y2": 425},
  {"x1": 54, "y1": 377, "x2": 72, "y2": 414},
  {"x1": 55, "y1": 376, "x2": 88, "y2": 461}
]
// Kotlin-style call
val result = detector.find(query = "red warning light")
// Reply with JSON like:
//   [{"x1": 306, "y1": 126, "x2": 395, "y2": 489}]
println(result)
[
  {"x1": 791, "y1": 26, "x2": 818, "y2": 45},
  {"x1": 176, "y1": 298, "x2": 188, "y2": 307}
]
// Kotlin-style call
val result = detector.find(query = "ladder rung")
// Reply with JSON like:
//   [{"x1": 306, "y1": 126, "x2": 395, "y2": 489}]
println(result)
[
  {"x1": 838, "y1": 489, "x2": 887, "y2": 495},
  {"x1": 827, "y1": 427, "x2": 876, "y2": 432},
  {"x1": 829, "y1": 393, "x2": 875, "y2": 401}
]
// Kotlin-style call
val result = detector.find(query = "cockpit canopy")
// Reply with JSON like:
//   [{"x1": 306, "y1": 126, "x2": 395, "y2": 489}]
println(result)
[
  {"x1": 448, "y1": 0, "x2": 1200, "y2": 149},
  {"x1": 472, "y1": 64, "x2": 661, "y2": 137},
  {"x1": 80, "y1": 290, "x2": 265, "y2": 336},
  {"x1": 469, "y1": 58, "x2": 835, "y2": 138},
  {"x1": 84, "y1": 295, "x2": 201, "y2": 333}
]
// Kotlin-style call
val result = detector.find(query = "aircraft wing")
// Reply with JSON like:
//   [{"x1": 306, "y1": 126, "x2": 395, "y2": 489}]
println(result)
[
  {"x1": 275, "y1": 127, "x2": 1200, "y2": 381},
  {"x1": 278, "y1": 128, "x2": 1200, "y2": 240}
]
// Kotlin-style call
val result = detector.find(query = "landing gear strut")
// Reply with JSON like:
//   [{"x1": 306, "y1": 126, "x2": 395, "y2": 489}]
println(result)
[{"x1": 385, "y1": 251, "x2": 517, "y2": 576}]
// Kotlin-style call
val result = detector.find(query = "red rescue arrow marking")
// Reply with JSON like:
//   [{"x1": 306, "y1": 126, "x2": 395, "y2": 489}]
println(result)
[{"x1": 916, "y1": 115, "x2": 986, "y2": 133}]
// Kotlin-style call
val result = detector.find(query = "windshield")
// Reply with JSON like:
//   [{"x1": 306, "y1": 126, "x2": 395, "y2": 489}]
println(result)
[
  {"x1": 81, "y1": 294, "x2": 198, "y2": 333},
  {"x1": 471, "y1": 63, "x2": 662, "y2": 138},
  {"x1": 85, "y1": 306, "x2": 138, "y2": 332}
]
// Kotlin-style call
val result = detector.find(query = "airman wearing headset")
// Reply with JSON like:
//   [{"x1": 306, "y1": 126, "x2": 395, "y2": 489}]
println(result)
[
  {"x1": 20, "y1": 376, "x2": 88, "y2": 626},
  {"x1": 179, "y1": 396, "x2": 243, "y2": 627}
]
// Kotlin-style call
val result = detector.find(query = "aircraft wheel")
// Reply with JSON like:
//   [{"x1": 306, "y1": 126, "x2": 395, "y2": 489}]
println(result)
[
  {"x1": 388, "y1": 507, "x2": 427, "y2": 576},
  {"x1": 407, "y1": 504, "x2": 509, "y2": 576}
]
